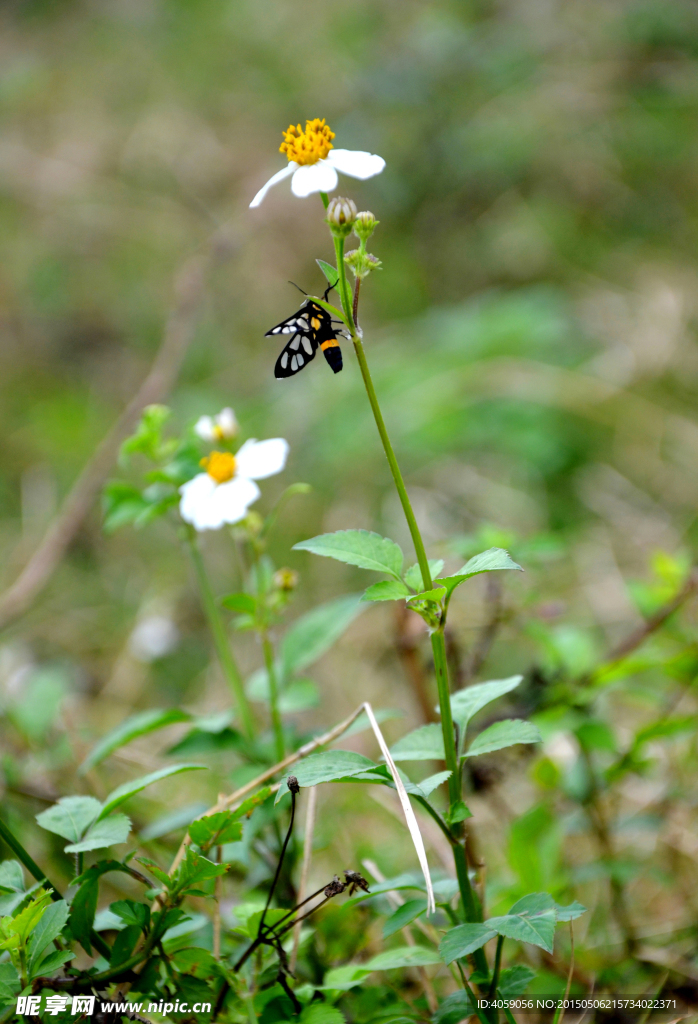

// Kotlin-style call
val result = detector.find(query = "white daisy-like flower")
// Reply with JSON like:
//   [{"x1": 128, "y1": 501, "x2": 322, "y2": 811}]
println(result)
[
  {"x1": 194, "y1": 407, "x2": 238, "y2": 443},
  {"x1": 250, "y1": 118, "x2": 385, "y2": 208},
  {"x1": 179, "y1": 438, "x2": 289, "y2": 532}
]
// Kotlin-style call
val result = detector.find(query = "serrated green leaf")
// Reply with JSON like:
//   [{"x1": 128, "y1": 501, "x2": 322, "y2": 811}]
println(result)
[
  {"x1": 407, "y1": 586, "x2": 446, "y2": 604},
  {"x1": 69, "y1": 861, "x2": 133, "y2": 954},
  {"x1": 508, "y1": 892, "x2": 555, "y2": 916},
  {"x1": 390, "y1": 724, "x2": 445, "y2": 762},
  {"x1": 80, "y1": 708, "x2": 191, "y2": 773},
  {"x1": 293, "y1": 529, "x2": 404, "y2": 580},
  {"x1": 110, "y1": 900, "x2": 149, "y2": 930},
  {"x1": 382, "y1": 898, "x2": 428, "y2": 938},
  {"x1": 499, "y1": 964, "x2": 536, "y2": 997},
  {"x1": 301, "y1": 1003, "x2": 346, "y2": 1024},
  {"x1": 98, "y1": 764, "x2": 207, "y2": 819},
  {"x1": 278, "y1": 678, "x2": 319, "y2": 713},
  {"x1": 64, "y1": 814, "x2": 131, "y2": 853},
  {"x1": 285, "y1": 750, "x2": 378, "y2": 787},
  {"x1": 36, "y1": 796, "x2": 102, "y2": 843},
  {"x1": 447, "y1": 676, "x2": 524, "y2": 729},
  {"x1": 439, "y1": 922, "x2": 497, "y2": 964},
  {"x1": 465, "y1": 719, "x2": 541, "y2": 757},
  {"x1": 362, "y1": 580, "x2": 411, "y2": 602},
  {"x1": 404, "y1": 560, "x2": 444, "y2": 592},
  {"x1": 188, "y1": 811, "x2": 243, "y2": 850},
  {"x1": 316, "y1": 259, "x2": 340, "y2": 288},
  {"x1": 435, "y1": 547, "x2": 523, "y2": 598},
  {"x1": 486, "y1": 909, "x2": 556, "y2": 952},
  {"x1": 364, "y1": 945, "x2": 443, "y2": 971}
]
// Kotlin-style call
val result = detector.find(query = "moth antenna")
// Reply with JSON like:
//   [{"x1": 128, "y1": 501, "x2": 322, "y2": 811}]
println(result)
[{"x1": 288, "y1": 281, "x2": 308, "y2": 296}]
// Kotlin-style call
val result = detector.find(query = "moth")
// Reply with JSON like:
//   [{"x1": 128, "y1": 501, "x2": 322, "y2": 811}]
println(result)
[{"x1": 266, "y1": 284, "x2": 348, "y2": 379}]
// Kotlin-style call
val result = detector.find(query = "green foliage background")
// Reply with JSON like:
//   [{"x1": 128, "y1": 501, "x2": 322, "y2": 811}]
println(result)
[{"x1": 2, "y1": 0, "x2": 698, "y2": 1017}]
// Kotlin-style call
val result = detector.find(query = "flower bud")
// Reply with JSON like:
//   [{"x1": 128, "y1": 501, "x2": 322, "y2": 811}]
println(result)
[
  {"x1": 326, "y1": 196, "x2": 357, "y2": 237},
  {"x1": 273, "y1": 567, "x2": 299, "y2": 592},
  {"x1": 344, "y1": 249, "x2": 382, "y2": 281},
  {"x1": 353, "y1": 211, "x2": 378, "y2": 242}
]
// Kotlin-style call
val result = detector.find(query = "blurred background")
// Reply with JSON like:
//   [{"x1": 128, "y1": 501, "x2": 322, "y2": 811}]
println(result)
[{"x1": 2, "y1": 0, "x2": 698, "y2": 1001}]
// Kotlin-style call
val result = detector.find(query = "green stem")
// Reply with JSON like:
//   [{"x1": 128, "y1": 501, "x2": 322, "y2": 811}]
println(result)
[
  {"x1": 186, "y1": 530, "x2": 255, "y2": 739},
  {"x1": 489, "y1": 935, "x2": 504, "y2": 998},
  {"x1": 262, "y1": 633, "x2": 285, "y2": 762},
  {"x1": 0, "y1": 813, "x2": 112, "y2": 961},
  {"x1": 332, "y1": 231, "x2": 488, "y2": 977}
]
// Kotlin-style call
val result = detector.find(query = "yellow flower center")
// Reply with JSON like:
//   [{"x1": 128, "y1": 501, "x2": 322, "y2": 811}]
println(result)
[
  {"x1": 280, "y1": 118, "x2": 335, "y2": 166},
  {"x1": 201, "y1": 451, "x2": 236, "y2": 484}
]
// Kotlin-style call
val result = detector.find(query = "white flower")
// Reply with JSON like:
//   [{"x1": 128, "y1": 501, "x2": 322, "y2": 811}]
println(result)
[
  {"x1": 194, "y1": 407, "x2": 238, "y2": 443},
  {"x1": 250, "y1": 118, "x2": 385, "y2": 208},
  {"x1": 179, "y1": 438, "x2": 289, "y2": 532}
]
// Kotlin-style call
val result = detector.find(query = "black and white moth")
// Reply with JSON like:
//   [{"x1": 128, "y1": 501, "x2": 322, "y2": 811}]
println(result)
[{"x1": 266, "y1": 286, "x2": 348, "y2": 379}]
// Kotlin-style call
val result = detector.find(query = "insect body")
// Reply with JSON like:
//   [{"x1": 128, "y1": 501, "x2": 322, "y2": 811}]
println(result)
[{"x1": 266, "y1": 286, "x2": 347, "y2": 379}]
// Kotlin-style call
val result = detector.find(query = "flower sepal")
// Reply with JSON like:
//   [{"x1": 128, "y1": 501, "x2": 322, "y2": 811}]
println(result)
[{"x1": 344, "y1": 249, "x2": 382, "y2": 281}]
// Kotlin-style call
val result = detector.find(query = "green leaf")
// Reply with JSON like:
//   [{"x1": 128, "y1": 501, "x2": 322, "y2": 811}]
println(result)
[
  {"x1": 188, "y1": 811, "x2": 243, "y2": 850},
  {"x1": 110, "y1": 900, "x2": 150, "y2": 930},
  {"x1": 301, "y1": 1003, "x2": 345, "y2": 1024},
  {"x1": 434, "y1": 990, "x2": 475, "y2": 1024},
  {"x1": 316, "y1": 259, "x2": 340, "y2": 289},
  {"x1": 446, "y1": 800, "x2": 472, "y2": 824},
  {"x1": 486, "y1": 909, "x2": 556, "y2": 952},
  {"x1": 499, "y1": 964, "x2": 536, "y2": 997},
  {"x1": 364, "y1": 945, "x2": 443, "y2": 971},
  {"x1": 80, "y1": 709, "x2": 191, "y2": 772},
  {"x1": 362, "y1": 580, "x2": 411, "y2": 602},
  {"x1": 554, "y1": 900, "x2": 587, "y2": 921},
  {"x1": 465, "y1": 719, "x2": 541, "y2": 757},
  {"x1": 69, "y1": 861, "x2": 134, "y2": 954},
  {"x1": 435, "y1": 547, "x2": 523, "y2": 598},
  {"x1": 120, "y1": 404, "x2": 171, "y2": 463},
  {"x1": 220, "y1": 592, "x2": 257, "y2": 614},
  {"x1": 177, "y1": 848, "x2": 228, "y2": 890},
  {"x1": 285, "y1": 750, "x2": 379, "y2": 787},
  {"x1": 64, "y1": 814, "x2": 131, "y2": 853},
  {"x1": 508, "y1": 892, "x2": 555, "y2": 916},
  {"x1": 31, "y1": 948, "x2": 75, "y2": 978},
  {"x1": 407, "y1": 587, "x2": 446, "y2": 604},
  {"x1": 0, "y1": 861, "x2": 25, "y2": 894},
  {"x1": 404, "y1": 770, "x2": 452, "y2": 799},
  {"x1": 36, "y1": 796, "x2": 102, "y2": 843},
  {"x1": 382, "y1": 899, "x2": 427, "y2": 938},
  {"x1": 27, "y1": 900, "x2": 69, "y2": 972},
  {"x1": 320, "y1": 963, "x2": 368, "y2": 991},
  {"x1": 404, "y1": 560, "x2": 444, "y2": 592},
  {"x1": 282, "y1": 595, "x2": 365, "y2": 677},
  {"x1": 102, "y1": 482, "x2": 149, "y2": 533},
  {"x1": 98, "y1": 764, "x2": 207, "y2": 819},
  {"x1": 447, "y1": 676, "x2": 524, "y2": 729},
  {"x1": 439, "y1": 923, "x2": 497, "y2": 964},
  {"x1": 293, "y1": 530, "x2": 404, "y2": 580},
  {"x1": 390, "y1": 724, "x2": 445, "y2": 762}
]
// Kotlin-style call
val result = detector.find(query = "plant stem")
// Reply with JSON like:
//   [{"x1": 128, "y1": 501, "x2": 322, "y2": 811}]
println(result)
[
  {"x1": 262, "y1": 633, "x2": 285, "y2": 762},
  {"x1": 186, "y1": 529, "x2": 255, "y2": 739},
  {"x1": 332, "y1": 233, "x2": 488, "y2": 979},
  {"x1": 489, "y1": 935, "x2": 504, "y2": 998}
]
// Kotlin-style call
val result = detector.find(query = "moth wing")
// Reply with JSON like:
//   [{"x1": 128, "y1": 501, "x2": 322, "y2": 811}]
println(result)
[
  {"x1": 274, "y1": 331, "x2": 319, "y2": 379},
  {"x1": 265, "y1": 308, "x2": 313, "y2": 337}
]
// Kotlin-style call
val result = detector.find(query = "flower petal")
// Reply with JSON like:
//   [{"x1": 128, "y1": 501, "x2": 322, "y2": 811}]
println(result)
[
  {"x1": 326, "y1": 148, "x2": 386, "y2": 180},
  {"x1": 291, "y1": 161, "x2": 338, "y2": 198},
  {"x1": 209, "y1": 477, "x2": 261, "y2": 527},
  {"x1": 194, "y1": 415, "x2": 216, "y2": 442},
  {"x1": 235, "y1": 438, "x2": 289, "y2": 480},
  {"x1": 179, "y1": 473, "x2": 218, "y2": 531},
  {"x1": 249, "y1": 163, "x2": 296, "y2": 208}
]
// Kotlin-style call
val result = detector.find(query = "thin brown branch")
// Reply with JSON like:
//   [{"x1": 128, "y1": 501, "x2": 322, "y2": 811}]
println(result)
[
  {"x1": 0, "y1": 233, "x2": 236, "y2": 632},
  {"x1": 167, "y1": 704, "x2": 366, "y2": 876},
  {"x1": 602, "y1": 569, "x2": 698, "y2": 666}
]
